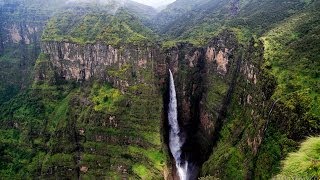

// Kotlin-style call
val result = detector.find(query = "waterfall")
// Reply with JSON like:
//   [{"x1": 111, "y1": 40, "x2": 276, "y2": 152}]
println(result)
[{"x1": 168, "y1": 69, "x2": 188, "y2": 180}]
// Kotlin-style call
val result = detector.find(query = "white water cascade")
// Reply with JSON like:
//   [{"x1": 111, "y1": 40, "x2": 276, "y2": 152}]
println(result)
[{"x1": 168, "y1": 69, "x2": 189, "y2": 180}]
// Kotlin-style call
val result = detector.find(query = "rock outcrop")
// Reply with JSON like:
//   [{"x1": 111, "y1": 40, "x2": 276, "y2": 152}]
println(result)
[{"x1": 39, "y1": 41, "x2": 164, "y2": 91}]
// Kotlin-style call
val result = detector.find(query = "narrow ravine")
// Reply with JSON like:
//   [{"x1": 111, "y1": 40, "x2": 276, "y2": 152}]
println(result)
[{"x1": 168, "y1": 69, "x2": 189, "y2": 180}]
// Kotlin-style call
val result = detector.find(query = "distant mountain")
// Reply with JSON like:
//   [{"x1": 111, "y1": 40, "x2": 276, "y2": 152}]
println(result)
[
  {"x1": 64, "y1": 0, "x2": 158, "y2": 20},
  {"x1": 124, "y1": 0, "x2": 158, "y2": 20},
  {"x1": 131, "y1": 0, "x2": 176, "y2": 9},
  {"x1": 151, "y1": 0, "x2": 211, "y2": 33},
  {"x1": 42, "y1": 7, "x2": 157, "y2": 46},
  {"x1": 155, "y1": 0, "x2": 314, "y2": 44}
]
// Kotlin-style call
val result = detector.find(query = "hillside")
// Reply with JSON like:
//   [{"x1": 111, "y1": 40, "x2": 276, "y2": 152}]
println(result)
[
  {"x1": 0, "y1": 0, "x2": 65, "y2": 104},
  {"x1": 42, "y1": 8, "x2": 157, "y2": 46},
  {"x1": 151, "y1": 0, "x2": 211, "y2": 33},
  {"x1": 155, "y1": 0, "x2": 313, "y2": 45}
]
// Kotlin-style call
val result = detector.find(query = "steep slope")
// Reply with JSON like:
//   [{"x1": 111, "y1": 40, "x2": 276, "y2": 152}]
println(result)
[
  {"x1": 64, "y1": 0, "x2": 158, "y2": 23},
  {"x1": 276, "y1": 137, "x2": 320, "y2": 178},
  {"x1": 151, "y1": 0, "x2": 211, "y2": 33},
  {"x1": 0, "y1": 0, "x2": 157, "y2": 105},
  {"x1": 157, "y1": 0, "x2": 313, "y2": 45},
  {"x1": 0, "y1": 1, "x2": 167, "y2": 179},
  {"x1": 0, "y1": 0, "x2": 65, "y2": 104},
  {"x1": 42, "y1": 8, "x2": 157, "y2": 46},
  {"x1": 262, "y1": 1, "x2": 320, "y2": 118},
  {"x1": 199, "y1": 1, "x2": 320, "y2": 179},
  {"x1": 123, "y1": 0, "x2": 158, "y2": 21}
]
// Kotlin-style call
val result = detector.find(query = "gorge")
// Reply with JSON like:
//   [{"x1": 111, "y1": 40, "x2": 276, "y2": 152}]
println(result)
[{"x1": 0, "y1": 0, "x2": 319, "y2": 179}]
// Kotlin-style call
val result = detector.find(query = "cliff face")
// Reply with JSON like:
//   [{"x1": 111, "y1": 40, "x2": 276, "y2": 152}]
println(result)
[
  {"x1": 0, "y1": 0, "x2": 55, "y2": 104},
  {"x1": 160, "y1": 32, "x2": 239, "y2": 168},
  {"x1": 199, "y1": 37, "x2": 275, "y2": 179},
  {"x1": 0, "y1": 0, "x2": 56, "y2": 57},
  {"x1": 1, "y1": 22, "x2": 42, "y2": 47},
  {"x1": 35, "y1": 30, "x2": 273, "y2": 179},
  {"x1": 159, "y1": 30, "x2": 309, "y2": 179},
  {"x1": 37, "y1": 31, "x2": 242, "y2": 178},
  {"x1": 39, "y1": 42, "x2": 161, "y2": 89},
  {"x1": 31, "y1": 41, "x2": 168, "y2": 179},
  {"x1": 200, "y1": 34, "x2": 318, "y2": 179}
]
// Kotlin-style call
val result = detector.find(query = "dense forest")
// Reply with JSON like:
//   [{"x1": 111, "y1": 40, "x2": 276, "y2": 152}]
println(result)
[{"x1": 0, "y1": 0, "x2": 319, "y2": 179}]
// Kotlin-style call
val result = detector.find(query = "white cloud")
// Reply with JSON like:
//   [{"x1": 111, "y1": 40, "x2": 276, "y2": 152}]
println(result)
[
  {"x1": 131, "y1": 0, "x2": 176, "y2": 8},
  {"x1": 65, "y1": 0, "x2": 176, "y2": 9}
]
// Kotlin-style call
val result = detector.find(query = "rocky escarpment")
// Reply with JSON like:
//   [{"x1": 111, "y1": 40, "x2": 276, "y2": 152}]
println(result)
[
  {"x1": 0, "y1": 0, "x2": 57, "y2": 56},
  {"x1": 33, "y1": 41, "x2": 168, "y2": 179},
  {"x1": 37, "y1": 31, "x2": 235, "y2": 178},
  {"x1": 1, "y1": 22, "x2": 42, "y2": 46},
  {"x1": 159, "y1": 31, "x2": 240, "y2": 178},
  {"x1": 1, "y1": 0, "x2": 319, "y2": 179},
  {"x1": 31, "y1": 27, "x2": 319, "y2": 179},
  {"x1": 160, "y1": 31, "x2": 285, "y2": 179},
  {"x1": 37, "y1": 30, "x2": 273, "y2": 179},
  {"x1": 39, "y1": 41, "x2": 163, "y2": 91},
  {"x1": 3, "y1": 26, "x2": 318, "y2": 179},
  {"x1": 0, "y1": 0, "x2": 61, "y2": 104},
  {"x1": 199, "y1": 33, "x2": 318, "y2": 179}
]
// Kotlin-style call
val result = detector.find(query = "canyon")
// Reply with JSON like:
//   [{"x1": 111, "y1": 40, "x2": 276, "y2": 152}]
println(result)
[{"x1": 0, "y1": 0, "x2": 319, "y2": 179}]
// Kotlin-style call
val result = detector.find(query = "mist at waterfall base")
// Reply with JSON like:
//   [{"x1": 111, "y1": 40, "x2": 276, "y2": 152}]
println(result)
[{"x1": 168, "y1": 70, "x2": 198, "y2": 180}]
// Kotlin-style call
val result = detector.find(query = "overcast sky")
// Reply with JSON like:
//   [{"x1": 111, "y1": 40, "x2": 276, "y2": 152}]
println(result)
[{"x1": 131, "y1": 0, "x2": 176, "y2": 8}]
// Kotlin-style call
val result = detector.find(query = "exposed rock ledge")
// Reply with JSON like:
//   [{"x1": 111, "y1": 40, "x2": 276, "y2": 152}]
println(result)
[{"x1": 40, "y1": 41, "x2": 161, "y2": 90}]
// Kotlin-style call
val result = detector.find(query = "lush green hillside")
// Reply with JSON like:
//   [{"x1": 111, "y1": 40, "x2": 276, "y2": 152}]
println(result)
[
  {"x1": 0, "y1": 1, "x2": 165, "y2": 178},
  {"x1": 156, "y1": 0, "x2": 313, "y2": 45},
  {"x1": 0, "y1": 0, "x2": 156, "y2": 106},
  {"x1": 42, "y1": 8, "x2": 157, "y2": 46},
  {"x1": 0, "y1": 0, "x2": 64, "y2": 105},
  {"x1": 200, "y1": 1, "x2": 320, "y2": 179},
  {"x1": 263, "y1": 1, "x2": 320, "y2": 118},
  {"x1": 0, "y1": 55, "x2": 165, "y2": 178},
  {"x1": 276, "y1": 137, "x2": 320, "y2": 179},
  {"x1": 151, "y1": 0, "x2": 211, "y2": 33}
]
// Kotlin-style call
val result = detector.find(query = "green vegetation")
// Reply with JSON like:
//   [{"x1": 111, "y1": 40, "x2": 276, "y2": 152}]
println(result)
[
  {"x1": 254, "y1": 130, "x2": 298, "y2": 179},
  {"x1": 0, "y1": 76, "x2": 165, "y2": 178},
  {"x1": 262, "y1": 4, "x2": 320, "y2": 118},
  {"x1": 0, "y1": 44, "x2": 39, "y2": 104},
  {"x1": 158, "y1": 0, "x2": 313, "y2": 46},
  {"x1": 42, "y1": 9, "x2": 157, "y2": 46},
  {"x1": 0, "y1": 0, "x2": 58, "y2": 104},
  {"x1": 201, "y1": 100, "x2": 249, "y2": 179},
  {"x1": 91, "y1": 83, "x2": 123, "y2": 112},
  {"x1": 133, "y1": 164, "x2": 150, "y2": 179},
  {"x1": 201, "y1": 24, "x2": 319, "y2": 178},
  {"x1": 205, "y1": 75, "x2": 229, "y2": 111},
  {"x1": 275, "y1": 137, "x2": 320, "y2": 179},
  {"x1": 0, "y1": 82, "x2": 76, "y2": 178},
  {"x1": 78, "y1": 81, "x2": 165, "y2": 178},
  {"x1": 1, "y1": 0, "x2": 320, "y2": 179}
]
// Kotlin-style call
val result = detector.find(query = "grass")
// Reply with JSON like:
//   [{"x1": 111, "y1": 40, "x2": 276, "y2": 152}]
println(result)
[
  {"x1": 129, "y1": 146, "x2": 166, "y2": 171},
  {"x1": 91, "y1": 83, "x2": 123, "y2": 112},
  {"x1": 262, "y1": 7, "x2": 320, "y2": 117},
  {"x1": 48, "y1": 93, "x2": 71, "y2": 132},
  {"x1": 133, "y1": 164, "x2": 151, "y2": 179},
  {"x1": 275, "y1": 137, "x2": 320, "y2": 179}
]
